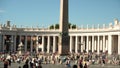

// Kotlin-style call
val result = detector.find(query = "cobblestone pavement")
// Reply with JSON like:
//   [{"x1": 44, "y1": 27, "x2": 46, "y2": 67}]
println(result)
[{"x1": 0, "y1": 62, "x2": 120, "y2": 68}]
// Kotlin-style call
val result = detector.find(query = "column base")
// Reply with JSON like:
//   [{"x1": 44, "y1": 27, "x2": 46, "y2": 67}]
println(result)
[{"x1": 58, "y1": 45, "x2": 69, "y2": 56}]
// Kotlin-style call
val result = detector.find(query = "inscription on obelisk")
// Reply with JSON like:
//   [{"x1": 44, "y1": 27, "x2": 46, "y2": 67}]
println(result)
[{"x1": 58, "y1": 0, "x2": 69, "y2": 55}]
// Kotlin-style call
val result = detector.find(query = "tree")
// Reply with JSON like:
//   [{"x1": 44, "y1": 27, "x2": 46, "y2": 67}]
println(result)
[
  {"x1": 49, "y1": 23, "x2": 77, "y2": 29},
  {"x1": 69, "y1": 23, "x2": 71, "y2": 29},
  {"x1": 72, "y1": 24, "x2": 76, "y2": 29},
  {"x1": 49, "y1": 25, "x2": 54, "y2": 29},
  {"x1": 55, "y1": 24, "x2": 59, "y2": 29}
]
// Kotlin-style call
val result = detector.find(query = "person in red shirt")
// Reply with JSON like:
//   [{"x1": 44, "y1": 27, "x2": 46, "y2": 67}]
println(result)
[{"x1": 79, "y1": 57, "x2": 83, "y2": 68}]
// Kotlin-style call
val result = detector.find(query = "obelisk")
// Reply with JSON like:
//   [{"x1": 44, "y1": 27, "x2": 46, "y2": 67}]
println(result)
[{"x1": 58, "y1": 0, "x2": 69, "y2": 55}]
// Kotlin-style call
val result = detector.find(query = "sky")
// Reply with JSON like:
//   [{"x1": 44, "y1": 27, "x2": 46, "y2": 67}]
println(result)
[{"x1": 0, "y1": 0, "x2": 120, "y2": 28}]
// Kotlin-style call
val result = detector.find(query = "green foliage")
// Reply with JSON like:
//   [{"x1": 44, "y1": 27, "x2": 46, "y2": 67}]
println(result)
[
  {"x1": 55, "y1": 24, "x2": 59, "y2": 29},
  {"x1": 49, "y1": 23, "x2": 76, "y2": 29},
  {"x1": 49, "y1": 25, "x2": 54, "y2": 29},
  {"x1": 69, "y1": 23, "x2": 71, "y2": 28},
  {"x1": 72, "y1": 24, "x2": 76, "y2": 29}
]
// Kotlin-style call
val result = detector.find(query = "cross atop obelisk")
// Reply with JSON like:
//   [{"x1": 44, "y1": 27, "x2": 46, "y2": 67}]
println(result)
[{"x1": 58, "y1": 0, "x2": 69, "y2": 55}]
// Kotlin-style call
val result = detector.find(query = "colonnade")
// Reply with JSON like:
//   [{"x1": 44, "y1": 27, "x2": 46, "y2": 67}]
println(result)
[
  {"x1": 0, "y1": 35, "x2": 59, "y2": 54},
  {"x1": 69, "y1": 35, "x2": 109, "y2": 54},
  {"x1": 69, "y1": 35, "x2": 120, "y2": 54},
  {"x1": 0, "y1": 35, "x2": 17, "y2": 52},
  {"x1": 0, "y1": 34, "x2": 120, "y2": 55}
]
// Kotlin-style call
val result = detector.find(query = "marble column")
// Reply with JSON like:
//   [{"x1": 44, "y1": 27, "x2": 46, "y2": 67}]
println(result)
[
  {"x1": 47, "y1": 36, "x2": 50, "y2": 53},
  {"x1": 81, "y1": 36, "x2": 83, "y2": 52},
  {"x1": 25, "y1": 35, "x2": 27, "y2": 52},
  {"x1": 75, "y1": 36, "x2": 78, "y2": 53},
  {"x1": 86, "y1": 36, "x2": 89, "y2": 53},
  {"x1": 53, "y1": 36, "x2": 56, "y2": 53},
  {"x1": 97, "y1": 36, "x2": 100, "y2": 54},
  {"x1": 88, "y1": 39, "x2": 91, "y2": 51},
  {"x1": 100, "y1": 37, "x2": 103, "y2": 51},
  {"x1": 103, "y1": 35, "x2": 105, "y2": 52},
  {"x1": 11, "y1": 35, "x2": 13, "y2": 52},
  {"x1": 19, "y1": 35, "x2": 21, "y2": 43},
  {"x1": 42, "y1": 36, "x2": 44, "y2": 52},
  {"x1": 13, "y1": 35, "x2": 16, "y2": 52},
  {"x1": 2, "y1": 35, "x2": 4, "y2": 52},
  {"x1": 36, "y1": 36, "x2": 38, "y2": 44},
  {"x1": 108, "y1": 35, "x2": 112, "y2": 54},
  {"x1": 92, "y1": 36, "x2": 94, "y2": 52},
  {"x1": 95, "y1": 37, "x2": 97, "y2": 50},
  {"x1": 70, "y1": 36, "x2": 73, "y2": 53},
  {"x1": 83, "y1": 37, "x2": 85, "y2": 51},
  {"x1": 36, "y1": 36, "x2": 38, "y2": 53},
  {"x1": 0, "y1": 35, "x2": 2, "y2": 52},
  {"x1": 0, "y1": 35, "x2": 1, "y2": 51},
  {"x1": 118, "y1": 34, "x2": 120, "y2": 55},
  {"x1": 30, "y1": 36, "x2": 33, "y2": 53},
  {"x1": 105, "y1": 39, "x2": 108, "y2": 51}
]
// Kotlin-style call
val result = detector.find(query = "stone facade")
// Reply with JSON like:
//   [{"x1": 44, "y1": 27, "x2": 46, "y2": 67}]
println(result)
[{"x1": 0, "y1": 19, "x2": 120, "y2": 55}]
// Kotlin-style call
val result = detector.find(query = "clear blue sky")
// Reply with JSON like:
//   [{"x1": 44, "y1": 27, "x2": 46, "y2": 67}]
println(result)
[{"x1": 0, "y1": 0, "x2": 120, "y2": 28}]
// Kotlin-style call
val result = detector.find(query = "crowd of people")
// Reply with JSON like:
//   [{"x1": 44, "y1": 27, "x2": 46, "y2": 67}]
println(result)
[{"x1": 0, "y1": 51, "x2": 120, "y2": 68}]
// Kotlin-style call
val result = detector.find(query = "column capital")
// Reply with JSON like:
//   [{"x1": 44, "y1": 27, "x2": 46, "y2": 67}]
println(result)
[
  {"x1": 103, "y1": 35, "x2": 105, "y2": 37},
  {"x1": 97, "y1": 35, "x2": 100, "y2": 36},
  {"x1": 30, "y1": 35, "x2": 34, "y2": 36},
  {"x1": 76, "y1": 35, "x2": 78, "y2": 37},
  {"x1": 80, "y1": 35, "x2": 84, "y2": 37},
  {"x1": 118, "y1": 34, "x2": 120, "y2": 36},
  {"x1": 86, "y1": 35, "x2": 89, "y2": 37},
  {"x1": 108, "y1": 34, "x2": 112, "y2": 36},
  {"x1": 92, "y1": 35, "x2": 94, "y2": 37}
]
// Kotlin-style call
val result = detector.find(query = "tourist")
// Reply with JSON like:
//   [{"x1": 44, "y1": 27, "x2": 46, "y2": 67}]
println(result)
[
  {"x1": 18, "y1": 66, "x2": 21, "y2": 68},
  {"x1": 119, "y1": 60, "x2": 120, "y2": 65},
  {"x1": 4, "y1": 60, "x2": 9, "y2": 68},
  {"x1": 30, "y1": 60, "x2": 34, "y2": 68},
  {"x1": 73, "y1": 65, "x2": 77, "y2": 68},
  {"x1": 8, "y1": 59, "x2": 11, "y2": 66},
  {"x1": 37, "y1": 62, "x2": 42, "y2": 68},
  {"x1": 65, "y1": 58, "x2": 71, "y2": 68},
  {"x1": 79, "y1": 57, "x2": 83, "y2": 68},
  {"x1": 23, "y1": 60, "x2": 29, "y2": 68},
  {"x1": 102, "y1": 59, "x2": 105, "y2": 64},
  {"x1": 84, "y1": 63, "x2": 87, "y2": 68}
]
